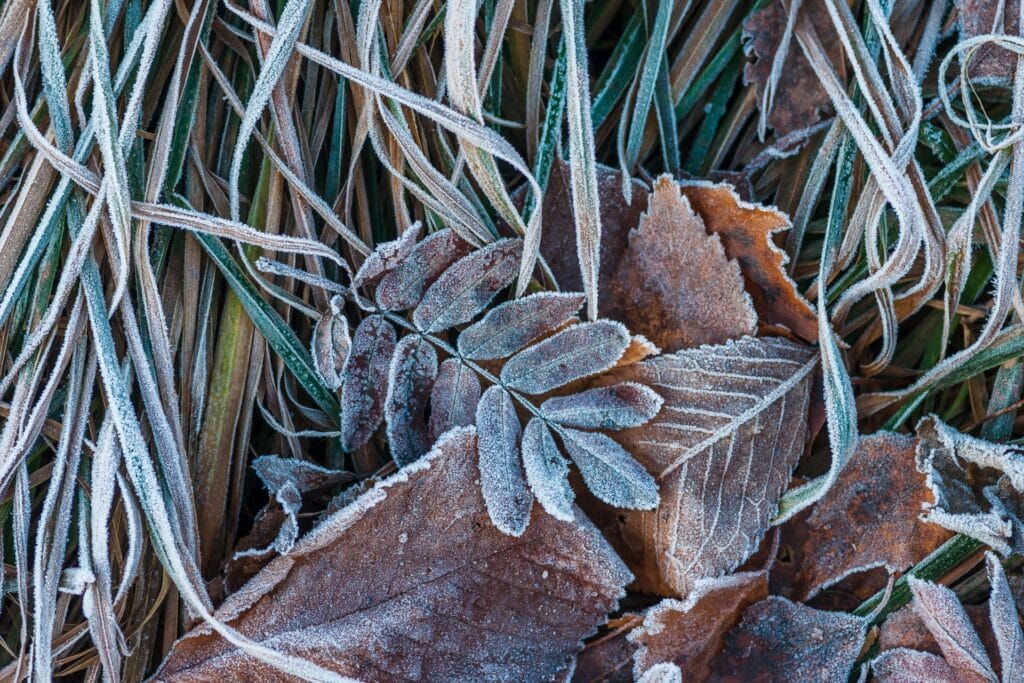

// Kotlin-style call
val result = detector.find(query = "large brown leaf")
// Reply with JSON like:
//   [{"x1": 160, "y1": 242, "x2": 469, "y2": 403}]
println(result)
[
  {"x1": 604, "y1": 176, "x2": 757, "y2": 352},
  {"x1": 708, "y1": 596, "x2": 866, "y2": 681},
  {"x1": 591, "y1": 336, "x2": 816, "y2": 597},
  {"x1": 156, "y1": 429, "x2": 632, "y2": 681},
  {"x1": 793, "y1": 432, "x2": 953, "y2": 598},
  {"x1": 631, "y1": 570, "x2": 769, "y2": 681}
]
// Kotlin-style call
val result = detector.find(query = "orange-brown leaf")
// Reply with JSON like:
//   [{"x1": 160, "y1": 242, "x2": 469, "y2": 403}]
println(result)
[
  {"x1": 604, "y1": 176, "x2": 757, "y2": 352},
  {"x1": 156, "y1": 429, "x2": 632, "y2": 681},
  {"x1": 679, "y1": 181, "x2": 818, "y2": 343}
]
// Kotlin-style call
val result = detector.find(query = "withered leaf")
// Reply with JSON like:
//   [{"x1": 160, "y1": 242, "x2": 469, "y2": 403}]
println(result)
[
  {"x1": 709, "y1": 596, "x2": 866, "y2": 681},
  {"x1": 592, "y1": 336, "x2": 816, "y2": 596},
  {"x1": 311, "y1": 297, "x2": 351, "y2": 391},
  {"x1": 679, "y1": 181, "x2": 817, "y2": 343},
  {"x1": 631, "y1": 570, "x2": 769, "y2": 681},
  {"x1": 604, "y1": 175, "x2": 757, "y2": 352},
  {"x1": 561, "y1": 427, "x2": 659, "y2": 511},
  {"x1": 570, "y1": 614, "x2": 644, "y2": 683},
  {"x1": 541, "y1": 383, "x2": 663, "y2": 430},
  {"x1": 375, "y1": 228, "x2": 472, "y2": 311},
  {"x1": 384, "y1": 335, "x2": 438, "y2": 467},
  {"x1": 340, "y1": 315, "x2": 397, "y2": 452},
  {"x1": 916, "y1": 416, "x2": 1024, "y2": 556},
  {"x1": 412, "y1": 238, "x2": 522, "y2": 333},
  {"x1": 251, "y1": 456, "x2": 356, "y2": 497},
  {"x1": 353, "y1": 221, "x2": 422, "y2": 287},
  {"x1": 457, "y1": 292, "x2": 585, "y2": 361},
  {"x1": 873, "y1": 553, "x2": 1022, "y2": 683},
  {"x1": 428, "y1": 358, "x2": 481, "y2": 442},
  {"x1": 477, "y1": 386, "x2": 532, "y2": 536},
  {"x1": 522, "y1": 418, "x2": 575, "y2": 522},
  {"x1": 636, "y1": 663, "x2": 681, "y2": 683},
  {"x1": 794, "y1": 432, "x2": 953, "y2": 599},
  {"x1": 501, "y1": 320, "x2": 630, "y2": 394},
  {"x1": 157, "y1": 429, "x2": 633, "y2": 681},
  {"x1": 955, "y1": 0, "x2": 1021, "y2": 86},
  {"x1": 742, "y1": 0, "x2": 840, "y2": 141}
]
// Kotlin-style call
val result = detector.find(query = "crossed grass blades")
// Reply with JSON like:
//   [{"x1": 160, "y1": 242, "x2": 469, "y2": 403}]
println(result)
[{"x1": 290, "y1": 222, "x2": 662, "y2": 535}]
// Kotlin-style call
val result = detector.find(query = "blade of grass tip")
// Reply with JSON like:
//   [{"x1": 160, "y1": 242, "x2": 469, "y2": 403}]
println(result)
[
  {"x1": 621, "y1": 0, "x2": 672, "y2": 196},
  {"x1": 653, "y1": 54, "x2": 680, "y2": 175},
  {"x1": 559, "y1": 0, "x2": 602, "y2": 318},
  {"x1": 774, "y1": 132, "x2": 858, "y2": 524},
  {"x1": 445, "y1": 0, "x2": 543, "y2": 293},
  {"x1": 524, "y1": 37, "x2": 567, "y2": 223},
  {"x1": 526, "y1": 0, "x2": 555, "y2": 160},
  {"x1": 228, "y1": 0, "x2": 312, "y2": 222}
]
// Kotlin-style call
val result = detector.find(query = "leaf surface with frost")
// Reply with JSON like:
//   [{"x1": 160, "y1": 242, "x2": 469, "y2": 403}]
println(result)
[
  {"x1": 522, "y1": 418, "x2": 575, "y2": 522},
  {"x1": 353, "y1": 221, "x2": 422, "y2": 286},
  {"x1": 311, "y1": 297, "x2": 351, "y2": 391},
  {"x1": 477, "y1": 386, "x2": 532, "y2": 535},
  {"x1": 428, "y1": 358, "x2": 481, "y2": 441},
  {"x1": 385, "y1": 335, "x2": 438, "y2": 466},
  {"x1": 540, "y1": 383, "x2": 663, "y2": 430},
  {"x1": 340, "y1": 315, "x2": 397, "y2": 451},
  {"x1": 589, "y1": 336, "x2": 816, "y2": 596},
  {"x1": 375, "y1": 229, "x2": 471, "y2": 311},
  {"x1": 156, "y1": 429, "x2": 632, "y2": 681},
  {"x1": 458, "y1": 292, "x2": 585, "y2": 360},
  {"x1": 501, "y1": 320, "x2": 630, "y2": 394},
  {"x1": 605, "y1": 175, "x2": 756, "y2": 352}
]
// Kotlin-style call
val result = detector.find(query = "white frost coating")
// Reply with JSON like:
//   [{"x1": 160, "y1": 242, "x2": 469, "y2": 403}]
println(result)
[
  {"x1": 907, "y1": 576, "x2": 997, "y2": 680},
  {"x1": 636, "y1": 662, "x2": 683, "y2": 683},
  {"x1": 458, "y1": 292, "x2": 585, "y2": 361},
  {"x1": 986, "y1": 553, "x2": 1024, "y2": 681},
  {"x1": 560, "y1": 427, "x2": 659, "y2": 510},
  {"x1": 540, "y1": 382, "x2": 663, "y2": 429},
  {"x1": 522, "y1": 418, "x2": 575, "y2": 522},
  {"x1": 477, "y1": 387, "x2": 533, "y2": 535}
]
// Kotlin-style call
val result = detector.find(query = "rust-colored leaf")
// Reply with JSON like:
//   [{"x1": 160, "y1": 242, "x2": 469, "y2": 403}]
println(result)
[
  {"x1": 457, "y1": 291, "x2": 585, "y2": 361},
  {"x1": 742, "y1": 0, "x2": 841, "y2": 141},
  {"x1": 384, "y1": 335, "x2": 438, "y2": 466},
  {"x1": 678, "y1": 181, "x2": 817, "y2": 343},
  {"x1": 631, "y1": 570, "x2": 769, "y2": 681},
  {"x1": 501, "y1": 320, "x2": 630, "y2": 394},
  {"x1": 590, "y1": 336, "x2": 816, "y2": 596},
  {"x1": 340, "y1": 315, "x2": 397, "y2": 452},
  {"x1": 157, "y1": 429, "x2": 632, "y2": 681},
  {"x1": 428, "y1": 358, "x2": 481, "y2": 442},
  {"x1": 605, "y1": 176, "x2": 757, "y2": 352},
  {"x1": 571, "y1": 614, "x2": 643, "y2": 683},
  {"x1": 477, "y1": 386, "x2": 532, "y2": 535},
  {"x1": 375, "y1": 228, "x2": 472, "y2": 311},
  {"x1": 794, "y1": 433, "x2": 953, "y2": 599},
  {"x1": 708, "y1": 596, "x2": 866, "y2": 680},
  {"x1": 412, "y1": 238, "x2": 522, "y2": 332}
]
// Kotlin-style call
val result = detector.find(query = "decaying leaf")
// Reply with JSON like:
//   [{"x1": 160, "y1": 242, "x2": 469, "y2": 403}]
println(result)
[
  {"x1": 742, "y1": 0, "x2": 841, "y2": 141},
  {"x1": 458, "y1": 292, "x2": 585, "y2": 361},
  {"x1": 311, "y1": 297, "x2": 351, "y2": 391},
  {"x1": 872, "y1": 552, "x2": 1023, "y2": 683},
  {"x1": 592, "y1": 336, "x2": 816, "y2": 596},
  {"x1": 428, "y1": 359, "x2": 481, "y2": 441},
  {"x1": 385, "y1": 335, "x2": 438, "y2": 466},
  {"x1": 334, "y1": 231, "x2": 661, "y2": 535},
  {"x1": 709, "y1": 596, "x2": 866, "y2": 680},
  {"x1": 340, "y1": 315, "x2": 397, "y2": 452},
  {"x1": 375, "y1": 228, "x2": 472, "y2": 311},
  {"x1": 412, "y1": 238, "x2": 522, "y2": 332},
  {"x1": 604, "y1": 176, "x2": 757, "y2": 352},
  {"x1": 501, "y1": 320, "x2": 630, "y2": 394},
  {"x1": 794, "y1": 432, "x2": 953, "y2": 598},
  {"x1": 157, "y1": 429, "x2": 633, "y2": 681},
  {"x1": 477, "y1": 386, "x2": 532, "y2": 536},
  {"x1": 955, "y1": 0, "x2": 1022, "y2": 85},
  {"x1": 678, "y1": 181, "x2": 817, "y2": 343},
  {"x1": 916, "y1": 416, "x2": 1024, "y2": 556},
  {"x1": 352, "y1": 221, "x2": 423, "y2": 287},
  {"x1": 631, "y1": 570, "x2": 769, "y2": 680}
]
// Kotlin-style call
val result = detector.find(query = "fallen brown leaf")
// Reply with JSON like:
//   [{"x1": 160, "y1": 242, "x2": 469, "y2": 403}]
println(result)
[
  {"x1": 631, "y1": 570, "x2": 769, "y2": 681},
  {"x1": 570, "y1": 614, "x2": 643, "y2": 683},
  {"x1": 955, "y1": 0, "x2": 1021, "y2": 85},
  {"x1": 678, "y1": 181, "x2": 818, "y2": 343},
  {"x1": 794, "y1": 432, "x2": 953, "y2": 598},
  {"x1": 604, "y1": 176, "x2": 757, "y2": 352},
  {"x1": 708, "y1": 596, "x2": 866, "y2": 681},
  {"x1": 156, "y1": 428, "x2": 632, "y2": 681},
  {"x1": 742, "y1": 0, "x2": 841, "y2": 141},
  {"x1": 589, "y1": 336, "x2": 816, "y2": 597}
]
